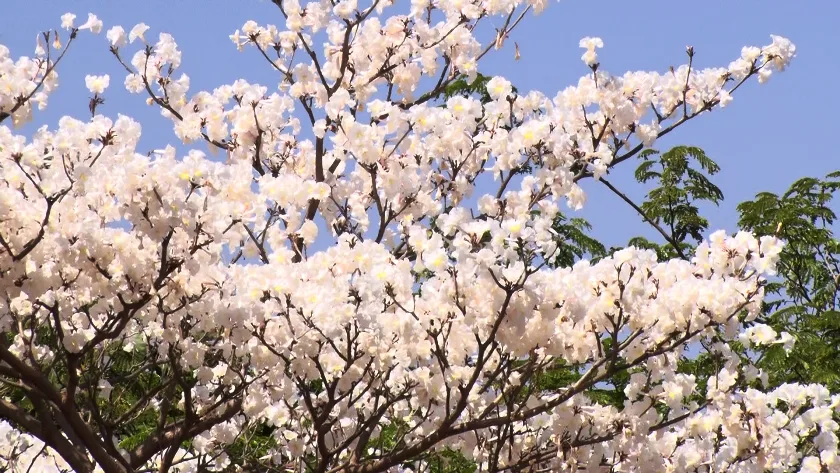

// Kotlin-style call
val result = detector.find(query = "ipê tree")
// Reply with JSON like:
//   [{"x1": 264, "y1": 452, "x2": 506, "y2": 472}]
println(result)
[{"x1": 0, "y1": 3, "x2": 834, "y2": 473}]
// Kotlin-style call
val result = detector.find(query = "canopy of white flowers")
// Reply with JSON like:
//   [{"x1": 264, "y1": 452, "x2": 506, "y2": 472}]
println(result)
[{"x1": 1, "y1": 3, "x2": 835, "y2": 473}]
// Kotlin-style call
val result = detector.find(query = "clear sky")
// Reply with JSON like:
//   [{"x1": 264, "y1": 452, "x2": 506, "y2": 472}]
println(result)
[{"x1": 2, "y1": 0, "x2": 837, "y2": 250}]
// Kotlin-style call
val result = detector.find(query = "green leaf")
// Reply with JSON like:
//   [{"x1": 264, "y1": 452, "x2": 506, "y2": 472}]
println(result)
[{"x1": 629, "y1": 145, "x2": 723, "y2": 256}]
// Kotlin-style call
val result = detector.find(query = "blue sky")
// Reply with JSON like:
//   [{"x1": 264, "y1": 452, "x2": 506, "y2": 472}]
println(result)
[{"x1": 3, "y1": 0, "x2": 837, "y2": 250}]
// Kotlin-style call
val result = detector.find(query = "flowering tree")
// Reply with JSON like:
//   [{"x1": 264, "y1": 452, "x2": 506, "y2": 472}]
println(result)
[{"x1": 1, "y1": 2, "x2": 836, "y2": 472}]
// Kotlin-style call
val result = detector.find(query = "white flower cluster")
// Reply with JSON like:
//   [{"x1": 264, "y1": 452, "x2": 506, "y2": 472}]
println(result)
[{"x1": 0, "y1": 2, "x2": 827, "y2": 473}]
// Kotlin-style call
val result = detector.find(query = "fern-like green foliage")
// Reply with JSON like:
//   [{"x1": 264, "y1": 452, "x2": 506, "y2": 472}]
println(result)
[
  {"x1": 550, "y1": 214, "x2": 608, "y2": 267},
  {"x1": 442, "y1": 73, "x2": 497, "y2": 104},
  {"x1": 630, "y1": 146, "x2": 723, "y2": 260},
  {"x1": 738, "y1": 171, "x2": 840, "y2": 390}
]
